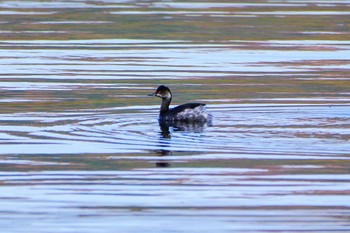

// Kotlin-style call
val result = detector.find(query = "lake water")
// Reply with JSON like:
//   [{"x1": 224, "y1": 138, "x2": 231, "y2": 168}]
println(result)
[{"x1": 0, "y1": 0, "x2": 350, "y2": 232}]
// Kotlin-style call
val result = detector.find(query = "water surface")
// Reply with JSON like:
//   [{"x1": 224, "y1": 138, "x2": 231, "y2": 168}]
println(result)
[{"x1": 0, "y1": 0, "x2": 350, "y2": 232}]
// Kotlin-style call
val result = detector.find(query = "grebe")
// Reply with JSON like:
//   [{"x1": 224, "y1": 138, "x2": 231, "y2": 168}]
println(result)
[{"x1": 149, "y1": 85, "x2": 212, "y2": 123}]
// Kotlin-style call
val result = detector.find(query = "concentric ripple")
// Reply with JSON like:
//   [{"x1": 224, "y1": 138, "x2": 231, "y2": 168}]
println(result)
[{"x1": 1, "y1": 103, "x2": 349, "y2": 158}]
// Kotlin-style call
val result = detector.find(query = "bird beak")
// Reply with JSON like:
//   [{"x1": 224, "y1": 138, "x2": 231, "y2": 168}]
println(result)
[{"x1": 148, "y1": 91, "x2": 162, "y2": 97}]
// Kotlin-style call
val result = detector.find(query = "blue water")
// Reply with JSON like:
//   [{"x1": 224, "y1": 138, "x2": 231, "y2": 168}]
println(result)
[{"x1": 0, "y1": 1, "x2": 350, "y2": 232}]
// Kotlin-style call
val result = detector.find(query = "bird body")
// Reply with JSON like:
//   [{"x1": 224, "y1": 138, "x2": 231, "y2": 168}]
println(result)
[{"x1": 149, "y1": 85, "x2": 212, "y2": 123}]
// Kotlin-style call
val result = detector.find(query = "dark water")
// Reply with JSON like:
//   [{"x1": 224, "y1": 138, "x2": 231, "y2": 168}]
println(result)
[{"x1": 0, "y1": 1, "x2": 350, "y2": 232}]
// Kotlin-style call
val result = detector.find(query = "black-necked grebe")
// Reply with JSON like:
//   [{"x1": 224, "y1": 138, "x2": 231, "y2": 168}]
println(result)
[{"x1": 149, "y1": 85, "x2": 212, "y2": 123}]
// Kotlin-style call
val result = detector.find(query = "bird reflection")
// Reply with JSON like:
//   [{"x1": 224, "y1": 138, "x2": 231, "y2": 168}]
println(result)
[{"x1": 155, "y1": 120, "x2": 209, "y2": 167}]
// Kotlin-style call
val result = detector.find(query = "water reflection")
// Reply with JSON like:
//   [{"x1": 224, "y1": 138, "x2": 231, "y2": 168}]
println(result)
[
  {"x1": 155, "y1": 120, "x2": 210, "y2": 167},
  {"x1": 1, "y1": 0, "x2": 350, "y2": 232},
  {"x1": 155, "y1": 124, "x2": 172, "y2": 167}
]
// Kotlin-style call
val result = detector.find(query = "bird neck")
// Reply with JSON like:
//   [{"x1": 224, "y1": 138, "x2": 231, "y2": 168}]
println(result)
[{"x1": 160, "y1": 96, "x2": 171, "y2": 114}]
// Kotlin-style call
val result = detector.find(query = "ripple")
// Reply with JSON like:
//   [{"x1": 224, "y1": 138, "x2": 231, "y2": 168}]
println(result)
[
  {"x1": 0, "y1": 104, "x2": 348, "y2": 157},
  {"x1": 0, "y1": 10, "x2": 55, "y2": 15},
  {"x1": 0, "y1": 1, "x2": 349, "y2": 232}
]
